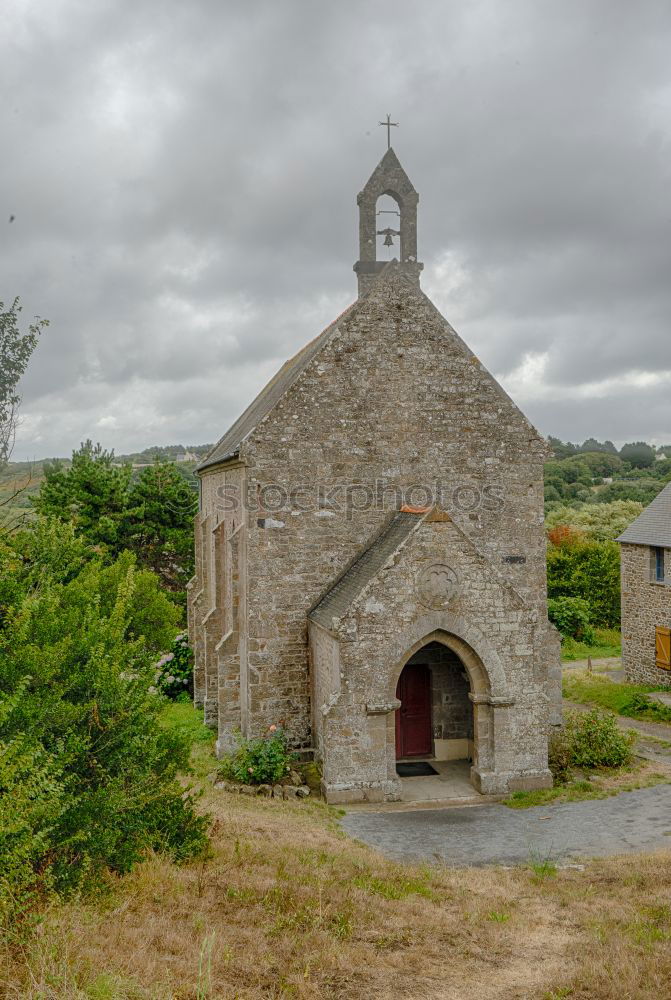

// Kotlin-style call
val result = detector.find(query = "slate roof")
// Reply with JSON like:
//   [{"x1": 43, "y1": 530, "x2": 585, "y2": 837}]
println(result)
[
  {"x1": 309, "y1": 511, "x2": 422, "y2": 629},
  {"x1": 617, "y1": 481, "x2": 671, "y2": 548},
  {"x1": 197, "y1": 301, "x2": 357, "y2": 472}
]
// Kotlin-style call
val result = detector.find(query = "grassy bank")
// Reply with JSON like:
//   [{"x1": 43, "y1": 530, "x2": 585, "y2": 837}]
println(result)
[
  {"x1": 3, "y1": 703, "x2": 671, "y2": 999},
  {"x1": 503, "y1": 759, "x2": 670, "y2": 809},
  {"x1": 563, "y1": 670, "x2": 671, "y2": 723},
  {"x1": 560, "y1": 627, "x2": 621, "y2": 662}
]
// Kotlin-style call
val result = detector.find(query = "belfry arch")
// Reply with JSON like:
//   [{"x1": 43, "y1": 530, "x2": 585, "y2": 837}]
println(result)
[{"x1": 353, "y1": 146, "x2": 423, "y2": 294}]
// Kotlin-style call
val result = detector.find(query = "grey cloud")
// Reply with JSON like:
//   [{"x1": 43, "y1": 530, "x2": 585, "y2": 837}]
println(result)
[{"x1": 2, "y1": 0, "x2": 671, "y2": 458}]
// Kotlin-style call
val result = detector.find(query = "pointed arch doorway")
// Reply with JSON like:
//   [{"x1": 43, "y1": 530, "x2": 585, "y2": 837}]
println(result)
[{"x1": 394, "y1": 641, "x2": 473, "y2": 763}]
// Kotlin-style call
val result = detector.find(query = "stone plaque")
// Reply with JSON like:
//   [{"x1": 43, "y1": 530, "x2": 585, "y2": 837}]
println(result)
[{"x1": 417, "y1": 563, "x2": 459, "y2": 609}]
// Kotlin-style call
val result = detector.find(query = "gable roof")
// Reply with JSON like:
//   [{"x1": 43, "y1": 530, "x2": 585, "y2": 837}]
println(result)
[
  {"x1": 309, "y1": 511, "x2": 421, "y2": 630},
  {"x1": 617, "y1": 482, "x2": 671, "y2": 548},
  {"x1": 197, "y1": 300, "x2": 357, "y2": 472},
  {"x1": 198, "y1": 261, "x2": 548, "y2": 473}
]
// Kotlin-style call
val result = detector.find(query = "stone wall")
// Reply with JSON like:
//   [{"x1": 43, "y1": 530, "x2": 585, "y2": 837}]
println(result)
[
  {"x1": 621, "y1": 542, "x2": 671, "y2": 686},
  {"x1": 188, "y1": 462, "x2": 247, "y2": 742},
  {"x1": 239, "y1": 270, "x2": 551, "y2": 750}
]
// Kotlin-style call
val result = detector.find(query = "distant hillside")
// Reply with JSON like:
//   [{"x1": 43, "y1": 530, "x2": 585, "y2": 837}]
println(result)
[{"x1": 0, "y1": 445, "x2": 215, "y2": 526}]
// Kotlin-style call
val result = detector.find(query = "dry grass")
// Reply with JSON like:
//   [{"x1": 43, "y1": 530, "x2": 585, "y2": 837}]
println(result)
[{"x1": 2, "y1": 728, "x2": 671, "y2": 999}]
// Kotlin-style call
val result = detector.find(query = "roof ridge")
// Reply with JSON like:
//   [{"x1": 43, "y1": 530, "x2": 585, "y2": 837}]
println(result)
[
  {"x1": 617, "y1": 481, "x2": 671, "y2": 548},
  {"x1": 197, "y1": 298, "x2": 358, "y2": 471},
  {"x1": 309, "y1": 511, "x2": 423, "y2": 629}
]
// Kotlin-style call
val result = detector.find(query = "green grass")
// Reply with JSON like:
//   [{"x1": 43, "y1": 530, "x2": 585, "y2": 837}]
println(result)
[
  {"x1": 159, "y1": 699, "x2": 216, "y2": 778},
  {"x1": 159, "y1": 698, "x2": 215, "y2": 742},
  {"x1": 502, "y1": 770, "x2": 670, "y2": 809},
  {"x1": 560, "y1": 627, "x2": 621, "y2": 662},
  {"x1": 562, "y1": 671, "x2": 671, "y2": 722}
]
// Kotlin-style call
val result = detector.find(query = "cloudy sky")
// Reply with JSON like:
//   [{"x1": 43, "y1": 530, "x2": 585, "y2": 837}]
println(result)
[{"x1": 3, "y1": 0, "x2": 670, "y2": 460}]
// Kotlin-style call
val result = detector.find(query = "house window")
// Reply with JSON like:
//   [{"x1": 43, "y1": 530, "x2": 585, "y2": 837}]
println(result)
[{"x1": 653, "y1": 547, "x2": 666, "y2": 583}]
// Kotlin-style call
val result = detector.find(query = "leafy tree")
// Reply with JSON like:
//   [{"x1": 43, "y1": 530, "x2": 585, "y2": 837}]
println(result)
[
  {"x1": 619, "y1": 441, "x2": 656, "y2": 468},
  {"x1": 547, "y1": 436, "x2": 578, "y2": 459},
  {"x1": 547, "y1": 536, "x2": 621, "y2": 627},
  {"x1": 577, "y1": 451, "x2": 623, "y2": 478},
  {"x1": 122, "y1": 461, "x2": 197, "y2": 594},
  {"x1": 545, "y1": 499, "x2": 644, "y2": 541},
  {"x1": 547, "y1": 596, "x2": 594, "y2": 642},
  {"x1": 0, "y1": 298, "x2": 48, "y2": 466},
  {"x1": 35, "y1": 446, "x2": 196, "y2": 595},
  {"x1": 544, "y1": 484, "x2": 562, "y2": 503},
  {"x1": 579, "y1": 438, "x2": 618, "y2": 455},
  {"x1": 595, "y1": 480, "x2": 666, "y2": 505},
  {"x1": 36, "y1": 441, "x2": 131, "y2": 547}
]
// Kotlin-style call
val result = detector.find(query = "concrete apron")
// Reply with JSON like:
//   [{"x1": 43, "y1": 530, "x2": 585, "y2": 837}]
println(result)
[{"x1": 346, "y1": 759, "x2": 505, "y2": 813}]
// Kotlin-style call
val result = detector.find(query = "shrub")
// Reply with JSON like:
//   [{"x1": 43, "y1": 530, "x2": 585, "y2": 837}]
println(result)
[
  {"x1": 547, "y1": 537, "x2": 621, "y2": 627},
  {"x1": 568, "y1": 710, "x2": 634, "y2": 770},
  {"x1": 0, "y1": 683, "x2": 64, "y2": 934},
  {"x1": 0, "y1": 525, "x2": 209, "y2": 918},
  {"x1": 219, "y1": 727, "x2": 296, "y2": 785},
  {"x1": 548, "y1": 595, "x2": 595, "y2": 642},
  {"x1": 547, "y1": 728, "x2": 574, "y2": 784},
  {"x1": 155, "y1": 632, "x2": 193, "y2": 699},
  {"x1": 550, "y1": 710, "x2": 634, "y2": 783}
]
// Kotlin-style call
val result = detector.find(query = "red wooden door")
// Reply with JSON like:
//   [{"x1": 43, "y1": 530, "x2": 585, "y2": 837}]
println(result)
[{"x1": 395, "y1": 663, "x2": 432, "y2": 758}]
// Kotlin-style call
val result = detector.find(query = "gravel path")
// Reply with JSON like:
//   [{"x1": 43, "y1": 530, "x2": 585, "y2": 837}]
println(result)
[{"x1": 340, "y1": 785, "x2": 671, "y2": 866}]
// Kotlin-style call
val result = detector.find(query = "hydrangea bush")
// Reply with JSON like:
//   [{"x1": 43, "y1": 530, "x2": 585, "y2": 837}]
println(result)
[{"x1": 154, "y1": 632, "x2": 193, "y2": 699}]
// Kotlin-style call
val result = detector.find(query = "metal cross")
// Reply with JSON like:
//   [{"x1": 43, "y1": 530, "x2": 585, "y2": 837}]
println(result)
[{"x1": 378, "y1": 114, "x2": 398, "y2": 150}]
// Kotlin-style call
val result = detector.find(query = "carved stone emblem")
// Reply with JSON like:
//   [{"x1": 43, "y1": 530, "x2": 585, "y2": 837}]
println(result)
[{"x1": 417, "y1": 563, "x2": 459, "y2": 609}]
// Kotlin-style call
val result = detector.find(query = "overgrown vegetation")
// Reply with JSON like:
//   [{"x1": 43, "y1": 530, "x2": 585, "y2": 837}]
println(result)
[
  {"x1": 503, "y1": 709, "x2": 645, "y2": 810},
  {"x1": 35, "y1": 440, "x2": 198, "y2": 599},
  {"x1": 548, "y1": 709, "x2": 635, "y2": 783},
  {"x1": 154, "y1": 631, "x2": 194, "y2": 699},
  {"x1": 218, "y1": 726, "x2": 297, "y2": 785},
  {"x1": 547, "y1": 528, "x2": 621, "y2": 628},
  {"x1": 559, "y1": 627, "x2": 622, "y2": 661},
  {"x1": 564, "y1": 671, "x2": 671, "y2": 720},
  {"x1": 0, "y1": 520, "x2": 208, "y2": 933}
]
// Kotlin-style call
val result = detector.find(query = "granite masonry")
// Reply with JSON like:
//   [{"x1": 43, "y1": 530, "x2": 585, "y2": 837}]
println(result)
[
  {"x1": 618, "y1": 482, "x2": 671, "y2": 686},
  {"x1": 189, "y1": 147, "x2": 562, "y2": 803}
]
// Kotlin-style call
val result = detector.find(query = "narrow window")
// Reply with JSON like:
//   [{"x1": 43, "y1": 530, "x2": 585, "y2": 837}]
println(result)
[{"x1": 654, "y1": 546, "x2": 665, "y2": 583}]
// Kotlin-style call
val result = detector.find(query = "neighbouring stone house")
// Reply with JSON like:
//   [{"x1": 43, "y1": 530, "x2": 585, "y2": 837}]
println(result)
[
  {"x1": 188, "y1": 146, "x2": 562, "y2": 803},
  {"x1": 618, "y1": 482, "x2": 671, "y2": 685}
]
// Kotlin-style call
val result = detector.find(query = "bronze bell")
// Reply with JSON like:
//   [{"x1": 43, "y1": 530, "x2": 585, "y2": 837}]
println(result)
[{"x1": 383, "y1": 232, "x2": 394, "y2": 247}]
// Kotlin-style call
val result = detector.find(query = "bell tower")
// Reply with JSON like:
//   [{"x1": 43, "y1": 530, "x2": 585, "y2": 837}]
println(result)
[{"x1": 353, "y1": 142, "x2": 423, "y2": 297}]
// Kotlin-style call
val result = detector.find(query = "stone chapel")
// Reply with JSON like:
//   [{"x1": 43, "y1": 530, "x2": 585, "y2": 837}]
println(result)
[{"x1": 189, "y1": 145, "x2": 562, "y2": 803}]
